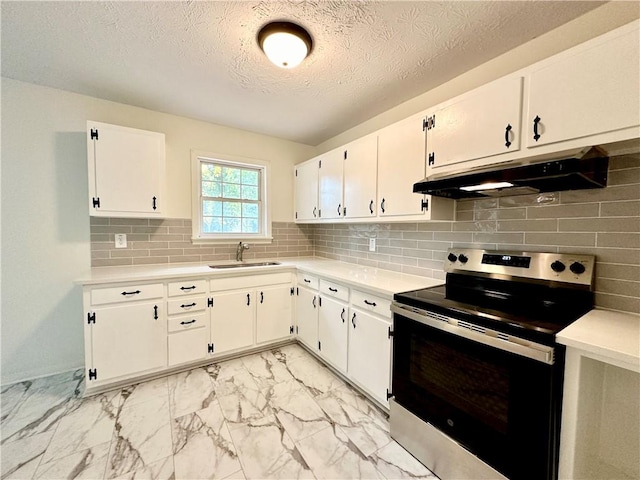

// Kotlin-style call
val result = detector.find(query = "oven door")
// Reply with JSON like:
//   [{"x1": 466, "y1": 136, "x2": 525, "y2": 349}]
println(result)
[{"x1": 391, "y1": 303, "x2": 564, "y2": 480}]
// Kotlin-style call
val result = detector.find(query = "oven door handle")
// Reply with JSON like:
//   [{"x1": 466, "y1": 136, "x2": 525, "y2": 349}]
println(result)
[{"x1": 391, "y1": 302, "x2": 555, "y2": 365}]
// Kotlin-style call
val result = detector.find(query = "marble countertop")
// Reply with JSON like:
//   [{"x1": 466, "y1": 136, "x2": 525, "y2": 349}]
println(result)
[
  {"x1": 77, "y1": 257, "x2": 443, "y2": 298},
  {"x1": 557, "y1": 309, "x2": 640, "y2": 372}
]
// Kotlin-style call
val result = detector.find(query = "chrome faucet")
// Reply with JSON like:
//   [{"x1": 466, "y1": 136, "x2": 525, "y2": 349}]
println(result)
[{"x1": 236, "y1": 242, "x2": 250, "y2": 262}]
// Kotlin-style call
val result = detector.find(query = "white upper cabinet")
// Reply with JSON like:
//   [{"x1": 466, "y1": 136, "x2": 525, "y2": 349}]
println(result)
[
  {"x1": 525, "y1": 22, "x2": 640, "y2": 149},
  {"x1": 87, "y1": 121, "x2": 165, "y2": 217},
  {"x1": 427, "y1": 76, "x2": 523, "y2": 173},
  {"x1": 294, "y1": 159, "x2": 319, "y2": 221},
  {"x1": 343, "y1": 135, "x2": 378, "y2": 219},
  {"x1": 318, "y1": 148, "x2": 345, "y2": 220}
]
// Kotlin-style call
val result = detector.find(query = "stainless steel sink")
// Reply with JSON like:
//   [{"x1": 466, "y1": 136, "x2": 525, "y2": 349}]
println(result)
[{"x1": 209, "y1": 262, "x2": 281, "y2": 269}]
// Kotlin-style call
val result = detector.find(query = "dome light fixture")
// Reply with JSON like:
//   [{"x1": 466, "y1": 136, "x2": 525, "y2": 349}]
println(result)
[{"x1": 257, "y1": 21, "x2": 312, "y2": 69}]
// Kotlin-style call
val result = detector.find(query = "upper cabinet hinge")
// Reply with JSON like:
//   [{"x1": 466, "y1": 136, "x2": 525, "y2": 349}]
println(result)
[
  {"x1": 344, "y1": 150, "x2": 347, "y2": 160},
  {"x1": 295, "y1": 212, "x2": 298, "y2": 219},
  {"x1": 428, "y1": 152, "x2": 435, "y2": 166},
  {"x1": 295, "y1": 169, "x2": 298, "y2": 177},
  {"x1": 421, "y1": 199, "x2": 429, "y2": 212},
  {"x1": 422, "y1": 118, "x2": 427, "y2": 131},
  {"x1": 343, "y1": 207, "x2": 347, "y2": 216},
  {"x1": 90, "y1": 128, "x2": 98, "y2": 140},
  {"x1": 426, "y1": 115, "x2": 436, "y2": 130},
  {"x1": 92, "y1": 197, "x2": 100, "y2": 209},
  {"x1": 318, "y1": 160, "x2": 322, "y2": 169},
  {"x1": 87, "y1": 312, "x2": 96, "y2": 324}
]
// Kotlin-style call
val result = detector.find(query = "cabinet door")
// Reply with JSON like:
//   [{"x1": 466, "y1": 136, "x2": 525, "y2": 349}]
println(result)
[
  {"x1": 296, "y1": 287, "x2": 318, "y2": 350},
  {"x1": 343, "y1": 135, "x2": 378, "y2": 219},
  {"x1": 427, "y1": 76, "x2": 523, "y2": 172},
  {"x1": 87, "y1": 121, "x2": 165, "y2": 216},
  {"x1": 257, "y1": 284, "x2": 293, "y2": 344},
  {"x1": 90, "y1": 302, "x2": 167, "y2": 382},
  {"x1": 318, "y1": 148, "x2": 345, "y2": 220},
  {"x1": 210, "y1": 290, "x2": 254, "y2": 354},
  {"x1": 377, "y1": 113, "x2": 428, "y2": 217},
  {"x1": 318, "y1": 296, "x2": 348, "y2": 372},
  {"x1": 348, "y1": 309, "x2": 391, "y2": 406},
  {"x1": 294, "y1": 160, "x2": 319, "y2": 221},
  {"x1": 526, "y1": 24, "x2": 640, "y2": 149},
  {"x1": 168, "y1": 324, "x2": 210, "y2": 366}
]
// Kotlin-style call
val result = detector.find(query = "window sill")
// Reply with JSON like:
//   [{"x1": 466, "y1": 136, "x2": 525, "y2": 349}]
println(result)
[{"x1": 191, "y1": 236, "x2": 273, "y2": 245}]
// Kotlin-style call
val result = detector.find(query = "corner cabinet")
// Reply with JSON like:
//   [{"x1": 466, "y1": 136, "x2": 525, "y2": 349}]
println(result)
[{"x1": 87, "y1": 121, "x2": 166, "y2": 218}]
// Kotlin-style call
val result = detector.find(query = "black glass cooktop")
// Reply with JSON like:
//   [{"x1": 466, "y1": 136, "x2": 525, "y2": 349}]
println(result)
[{"x1": 394, "y1": 273, "x2": 593, "y2": 345}]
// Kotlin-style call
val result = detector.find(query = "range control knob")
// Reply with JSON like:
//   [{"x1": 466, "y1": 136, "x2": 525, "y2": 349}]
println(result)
[
  {"x1": 447, "y1": 253, "x2": 458, "y2": 263},
  {"x1": 550, "y1": 260, "x2": 566, "y2": 273},
  {"x1": 570, "y1": 262, "x2": 586, "y2": 275},
  {"x1": 458, "y1": 254, "x2": 469, "y2": 264}
]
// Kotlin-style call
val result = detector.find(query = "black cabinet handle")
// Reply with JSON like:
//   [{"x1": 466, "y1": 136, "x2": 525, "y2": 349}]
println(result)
[
  {"x1": 505, "y1": 124, "x2": 512, "y2": 148},
  {"x1": 364, "y1": 299, "x2": 377, "y2": 307},
  {"x1": 153, "y1": 305, "x2": 158, "y2": 320},
  {"x1": 304, "y1": 279, "x2": 311, "y2": 283},
  {"x1": 246, "y1": 293, "x2": 251, "y2": 306},
  {"x1": 121, "y1": 290, "x2": 141, "y2": 296},
  {"x1": 180, "y1": 319, "x2": 196, "y2": 325},
  {"x1": 180, "y1": 285, "x2": 196, "y2": 291},
  {"x1": 260, "y1": 291, "x2": 264, "y2": 304},
  {"x1": 381, "y1": 198, "x2": 386, "y2": 214},
  {"x1": 313, "y1": 207, "x2": 317, "y2": 218},
  {"x1": 341, "y1": 308, "x2": 345, "y2": 322},
  {"x1": 351, "y1": 312, "x2": 356, "y2": 328},
  {"x1": 337, "y1": 204, "x2": 341, "y2": 216},
  {"x1": 329, "y1": 287, "x2": 338, "y2": 293},
  {"x1": 312, "y1": 296, "x2": 316, "y2": 308},
  {"x1": 152, "y1": 196, "x2": 157, "y2": 210},
  {"x1": 369, "y1": 200, "x2": 374, "y2": 214},
  {"x1": 180, "y1": 302, "x2": 197, "y2": 308},
  {"x1": 533, "y1": 116, "x2": 541, "y2": 142}
]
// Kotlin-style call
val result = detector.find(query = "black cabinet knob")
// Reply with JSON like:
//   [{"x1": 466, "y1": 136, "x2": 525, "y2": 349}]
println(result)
[
  {"x1": 551, "y1": 261, "x2": 566, "y2": 273},
  {"x1": 447, "y1": 253, "x2": 458, "y2": 262},
  {"x1": 458, "y1": 254, "x2": 468, "y2": 264},
  {"x1": 570, "y1": 262, "x2": 586, "y2": 275}
]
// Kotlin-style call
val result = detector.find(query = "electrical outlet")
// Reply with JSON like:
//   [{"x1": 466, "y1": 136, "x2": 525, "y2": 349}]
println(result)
[
  {"x1": 115, "y1": 234, "x2": 127, "y2": 249},
  {"x1": 369, "y1": 238, "x2": 376, "y2": 252}
]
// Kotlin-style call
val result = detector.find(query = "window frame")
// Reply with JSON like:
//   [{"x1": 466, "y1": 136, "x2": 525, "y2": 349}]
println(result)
[{"x1": 191, "y1": 151, "x2": 272, "y2": 244}]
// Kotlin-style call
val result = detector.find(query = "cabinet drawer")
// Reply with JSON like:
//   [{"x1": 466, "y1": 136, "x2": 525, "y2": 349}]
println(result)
[
  {"x1": 320, "y1": 279, "x2": 349, "y2": 302},
  {"x1": 91, "y1": 283, "x2": 163, "y2": 305},
  {"x1": 168, "y1": 279, "x2": 207, "y2": 297},
  {"x1": 168, "y1": 311, "x2": 209, "y2": 333},
  {"x1": 168, "y1": 326, "x2": 209, "y2": 366},
  {"x1": 297, "y1": 272, "x2": 319, "y2": 290},
  {"x1": 351, "y1": 290, "x2": 391, "y2": 318},
  {"x1": 167, "y1": 296, "x2": 207, "y2": 316},
  {"x1": 210, "y1": 273, "x2": 291, "y2": 291}
]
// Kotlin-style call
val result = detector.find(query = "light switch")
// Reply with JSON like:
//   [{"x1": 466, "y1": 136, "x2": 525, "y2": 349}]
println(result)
[
  {"x1": 115, "y1": 234, "x2": 127, "y2": 249},
  {"x1": 369, "y1": 238, "x2": 376, "y2": 252}
]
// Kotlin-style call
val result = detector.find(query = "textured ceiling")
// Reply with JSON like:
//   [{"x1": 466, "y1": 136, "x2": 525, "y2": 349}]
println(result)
[{"x1": 2, "y1": 1, "x2": 603, "y2": 145}]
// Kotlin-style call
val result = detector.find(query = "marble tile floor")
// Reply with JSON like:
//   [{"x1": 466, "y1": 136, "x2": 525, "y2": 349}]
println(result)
[{"x1": 0, "y1": 344, "x2": 437, "y2": 480}]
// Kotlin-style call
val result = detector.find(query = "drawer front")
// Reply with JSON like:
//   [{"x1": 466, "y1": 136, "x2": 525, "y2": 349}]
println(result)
[
  {"x1": 168, "y1": 326, "x2": 209, "y2": 366},
  {"x1": 168, "y1": 311, "x2": 209, "y2": 333},
  {"x1": 297, "y1": 272, "x2": 319, "y2": 290},
  {"x1": 210, "y1": 272, "x2": 291, "y2": 291},
  {"x1": 351, "y1": 290, "x2": 392, "y2": 318},
  {"x1": 320, "y1": 279, "x2": 349, "y2": 302},
  {"x1": 168, "y1": 279, "x2": 207, "y2": 297},
  {"x1": 91, "y1": 283, "x2": 163, "y2": 305},
  {"x1": 167, "y1": 296, "x2": 207, "y2": 316}
]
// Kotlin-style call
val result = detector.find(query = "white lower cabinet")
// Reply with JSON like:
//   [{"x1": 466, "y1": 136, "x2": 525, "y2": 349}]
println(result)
[
  {"x1": 85, "y1": 293, "x2": 167, "y2": 384},
  {"x1": 318, "y1": 295, "x2": 349, "y2": 372},
  {"x1": 210, "y1": 289, "x2": 256, "y2": 355},
  {"x1": 347, "y1": 307, "x2": 392, "y2": 406},
  {"x1": 296, "y1": 285, "x2": 318, "y2": 350},
  {"x1": 257, "y1": 284, "x2": 294, "y2": 344}
]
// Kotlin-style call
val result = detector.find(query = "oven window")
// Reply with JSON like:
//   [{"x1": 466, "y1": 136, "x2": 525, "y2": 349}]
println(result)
[{"x1": 410, "y1": 333, "x2": 509, "y2": 434}]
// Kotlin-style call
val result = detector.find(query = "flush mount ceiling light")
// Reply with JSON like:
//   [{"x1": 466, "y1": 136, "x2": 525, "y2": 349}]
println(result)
[{"x1": 257, "y1": 21, "x2": 312, "y2": 69}]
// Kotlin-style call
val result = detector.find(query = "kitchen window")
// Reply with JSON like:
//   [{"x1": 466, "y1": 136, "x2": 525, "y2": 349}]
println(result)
[{"x1": 191, "y1": 152, "x2": 271, "y2": 242}]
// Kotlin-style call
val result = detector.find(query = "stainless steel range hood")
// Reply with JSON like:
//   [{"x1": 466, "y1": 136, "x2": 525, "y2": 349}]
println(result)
[{"x1": 413, "y1": 149, "x2": 609, "y2": 199}]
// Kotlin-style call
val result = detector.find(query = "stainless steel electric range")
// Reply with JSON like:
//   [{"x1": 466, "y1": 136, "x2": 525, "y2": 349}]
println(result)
[{"x1": 390, "y1": 248, "x2": 595, "y2": 480}]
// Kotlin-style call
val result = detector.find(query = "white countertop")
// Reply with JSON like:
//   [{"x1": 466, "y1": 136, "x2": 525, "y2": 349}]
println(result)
[
  {"x1": 557, "y1": 309, "x2": 640, "y2": 372},
  {"x1": 77, "y1": 257, "x2": 443, "y2": 298}
]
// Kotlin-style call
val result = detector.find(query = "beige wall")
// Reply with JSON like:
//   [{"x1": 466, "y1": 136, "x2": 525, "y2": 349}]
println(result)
[
  {"x1": 0, "y1": 78, "x2": 314, "y2": 384},
  {"x1": 315, "y1": 2, "x2": 640, "y2": 153}
]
